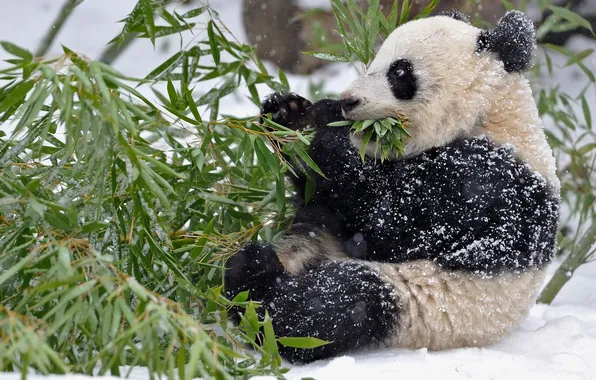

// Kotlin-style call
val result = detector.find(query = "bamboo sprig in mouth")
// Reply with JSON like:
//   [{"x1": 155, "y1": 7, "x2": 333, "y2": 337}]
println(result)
[{"x1": 328, "y1": 116, "x2": 410, "y2": 162}]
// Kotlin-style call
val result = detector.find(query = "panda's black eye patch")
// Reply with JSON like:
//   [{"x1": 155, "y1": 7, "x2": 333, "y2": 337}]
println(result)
[{"x1": 387, "y1": 59, "x2": 417, "y2": 100}]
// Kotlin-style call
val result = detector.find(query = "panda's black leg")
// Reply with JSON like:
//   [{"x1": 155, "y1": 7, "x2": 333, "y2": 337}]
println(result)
[
  {"x1": 224, "y1": 242, "x2": 285, "y2": 314},
  {"x1": 267, "y1": 261, "x2": 399, "y2": 364}
]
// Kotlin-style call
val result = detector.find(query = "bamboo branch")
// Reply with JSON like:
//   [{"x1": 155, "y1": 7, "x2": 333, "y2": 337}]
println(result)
[
  {"x1": 99, "y1": 33, "x2": 138, "y2": 65},
  {"x1": 35, "y1": 0, "x2": 82, "y2": 58},
  {"x1": 539, "y1": 220, "x2": 596, "y2": 304}
]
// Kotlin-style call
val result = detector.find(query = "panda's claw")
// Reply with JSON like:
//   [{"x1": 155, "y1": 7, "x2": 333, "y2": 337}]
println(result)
[{"x1": 260, "y1": 92, "x2": 313, "y2": 130}]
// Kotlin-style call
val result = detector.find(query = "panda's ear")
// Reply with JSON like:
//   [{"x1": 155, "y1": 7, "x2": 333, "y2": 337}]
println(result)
[
  {"x1": 476, "y1": 10, "x2": 537, "y2": 73},
  {"x1": 439, "y1": 10, "x2": 471, "y2": 24}
]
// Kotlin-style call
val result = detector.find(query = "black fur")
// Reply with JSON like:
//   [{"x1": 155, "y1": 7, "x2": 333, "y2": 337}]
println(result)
[
  {"x1": 476, "y1": 10, "x2": 537, "y2": 73},
  {"x1": 225, "y1": 252, "x2": 399, "y2": 364},
  {"x1": 270, "y1": 94, "x2": 559, "y2": 275},
  {"x1": 225, "y1": 242, "x2": 285, "y2": 307},
  {"x1": 387, "y1": 59, "x2": 417, "y2": 100},
  {"x1": 439, "y1": 10, "x2": 471, "y2": 24}
]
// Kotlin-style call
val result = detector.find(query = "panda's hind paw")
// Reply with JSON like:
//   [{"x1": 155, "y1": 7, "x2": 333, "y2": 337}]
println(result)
[
  {"x1": 260, "y1": 92, "x2": 313, "y2": 130},
  {"x1": 224, "y1": 242, "x2": 285, "y2": 300}
]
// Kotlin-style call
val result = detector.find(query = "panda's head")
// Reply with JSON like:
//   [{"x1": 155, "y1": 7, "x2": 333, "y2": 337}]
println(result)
[{"x1": 340, "y1": 10, "x2": 537, "y2": 159}]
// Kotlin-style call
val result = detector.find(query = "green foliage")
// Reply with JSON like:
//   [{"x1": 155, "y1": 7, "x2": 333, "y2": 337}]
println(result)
[
  {"x1": 306, "y1": 0, "x2": 438, "y2": 68},
  {"x1": 1, "y1": 0, "x2": 594, "y2": 378},
  {"x1": 0, "y1": 2, "x2": 320, "y2": 378},
  {"x1": 328, "y1": 117, "x2": 410, "y2": 162},
  {"x1": 526, "y1": 2, "x2": 596, "y2": 302}
]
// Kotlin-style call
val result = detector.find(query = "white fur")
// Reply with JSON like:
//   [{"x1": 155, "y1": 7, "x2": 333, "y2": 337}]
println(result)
[
  {"x1": 340, "y1": 16, "x2": 559, "y2": 189},
  {"x1": 365, "y1": 260, "x2": 546, "y2": 350},
  {"x1": 275, "y1": 229, "x2": 348, "y2": 275}
]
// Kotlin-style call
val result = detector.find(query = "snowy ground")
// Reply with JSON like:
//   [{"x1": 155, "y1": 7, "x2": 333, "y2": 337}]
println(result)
[{"x1": 1, "y1": 0, "x2": 596, "y2": 379}]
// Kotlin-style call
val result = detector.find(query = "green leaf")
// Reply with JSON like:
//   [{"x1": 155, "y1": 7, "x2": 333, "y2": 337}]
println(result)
[
  {"x1": 293, "y1": 143, "x2": 325, "y2": 177},
  {"x1": 198, "y1": 192, "x2": 242, "y2": 206},
  {"x1": 140, "y1": 0, "x2": 156, "y2": 45},
  {"x1": 543, "y1": 44, "x2": 595, "y2": 82},
  {"x1": 305, "y1": 175, "x2": 316, "y2": 205},
  {"x1": 577, "y1": 143, "x2": 596, "y2": 155},
  {"x1": 549, "y1": 6, "x2": 594, "y2": 35},
  {"x1": 0, "y1": 80, "x2": 34, "y2": 113},
  {"x1": 180, "y1": 7, "x2": 207, "y2": 19},
  {"x1": 276, "y1": 175, "x2": 285, "y2": 213},
  {"x1": 581, "y1": 93, "x2": 592, "y2": 130},
  {"x1": 0, "y1": 197, "x2": 19, "y2": 206},
  {"x1": 0, "y1": 251, "x2": 36, "y2": 286},
  {"x1": 81, "y1": 220, "x2": 110, "y2": 233},
  {"x1": 255, "y1": 137, "x2": 279, "y2": 174},
  {"x1": 262, "y1": 311, "x2": 280, "y2": 360},
  {"x1": 277, "y1": 336, "x2": 331, "y2": 349},
  {"x1": 500, "y1": 0, "x2": 516, "y2": 11},
  {"x1": 166, "y1": 79, "x2": 180, "y2": 109},
  {"x1": 144, "y1": 51, "x2": 184, "y2": 81},
  {"x1": 0, "y1": 41, "x2": 33, "y2": 61},
  {"x1": 327, "y1": 120, "x2": 354, "y2": 127},
  {"x1": 232, "y1": 290, "x2": 249, "y2": 303},
  {"x1": 413, "y1": 0, "x2": 439, "y2": 20},
  {"x1": 359, "y1": 128, "x2": 374, "y2": 162},
  {"x1": 302, "y1": 51, "x2": 350, "y2": 62},
  {"x1": 399, "y1": 0, "x2": 411, "y2": 26},
  {"x1": 207, "y1": 21, "x2": 220, "y2": 66},
  {"x1": 278, "y1": 68, "x2": 290, "y2": 91}
]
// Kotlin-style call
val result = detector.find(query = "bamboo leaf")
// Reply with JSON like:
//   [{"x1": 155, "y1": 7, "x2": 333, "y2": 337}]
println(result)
[
  {"x1": 277, "y1": 336, "x2": 331, "y2": 349},
  {"x1": 549, "y1": 6, "x2": 595, "y2": 35},
  {"x1": 302, "y1": 51, "x2": 350, "y2": 62},
  {"x1": 0, "y1": 41, "x2": 33, "y2": 61},
  {"x1": 327, "y1": 120, "x2": 354, "y2": 127},
  {"x1": 141, "y1": 0, "x2": 156, "y2": 45},
  {"x1": 293, "y1": 143, "x2": 326, "y2": 177},
  {"x1": 144, "y1": 51, "x2": 185, "y2": 81},
  {"x1": 207, "y1": 21, "x2": 220, "y2": 66},
  {"x1": 0, "y1": 80, "x2": 34, "y2": 113}
]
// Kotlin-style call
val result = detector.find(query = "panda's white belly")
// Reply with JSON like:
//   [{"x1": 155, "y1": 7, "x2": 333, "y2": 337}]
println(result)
[{"x1": 365, "y1": 260, "x2": 545, "y2": 350}]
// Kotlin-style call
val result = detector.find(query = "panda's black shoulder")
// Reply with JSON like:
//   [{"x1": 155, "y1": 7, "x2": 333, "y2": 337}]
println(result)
[
  {"x1": 417, "y1": 136, "x2": 554, "y2": 199},
  {"x1": 422, "y1": 136, "x2": 521, "y2": 174}
]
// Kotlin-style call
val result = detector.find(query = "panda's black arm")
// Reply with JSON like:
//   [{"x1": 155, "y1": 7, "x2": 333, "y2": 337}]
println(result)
[{"x1": 260, "y1": 93, "x2": 358, "y2": 203}]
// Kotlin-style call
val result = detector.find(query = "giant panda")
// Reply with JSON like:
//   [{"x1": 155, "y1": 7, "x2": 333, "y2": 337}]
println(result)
[{"x1": 224, "y1": 10, "x2": 560, "y2": 364}]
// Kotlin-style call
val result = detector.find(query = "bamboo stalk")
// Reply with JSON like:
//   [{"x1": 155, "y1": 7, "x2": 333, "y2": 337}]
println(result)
[
  {"x1": 538, "y1": 220, "x2": 596, "y2": 304},
  {"x1": 99, "y1": 33, "x2": 138, "y2": 65},
  {"x1": 35, "y1": 0, "x2": 81, "y2": 58}
]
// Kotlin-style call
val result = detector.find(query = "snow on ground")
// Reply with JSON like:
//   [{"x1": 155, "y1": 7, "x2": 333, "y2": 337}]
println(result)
[{"x1": 1, "y1": 0, "x2": 596, "y2": 379}]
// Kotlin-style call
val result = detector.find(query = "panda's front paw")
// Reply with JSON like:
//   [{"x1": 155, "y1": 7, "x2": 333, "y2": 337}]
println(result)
[
  {"x1": 260, "y1": 92, "x2": 313, "y2": 130},
  {"x1": 224, "y1": 242, "x2": 285, "y2": 301}
]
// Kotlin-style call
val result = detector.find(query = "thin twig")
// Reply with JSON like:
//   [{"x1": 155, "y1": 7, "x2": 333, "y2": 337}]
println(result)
[
  {"x1": 99, "y1": 33, "x2": 138, "y2": 65},
  {"x1": 35, "y1": 0, "x2": 82, "y2": 58}
]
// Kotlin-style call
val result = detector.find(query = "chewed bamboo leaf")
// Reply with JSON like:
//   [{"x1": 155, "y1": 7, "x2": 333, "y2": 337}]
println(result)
[{"x1": 328, "y1": 116, "x2": 409, "y2": 162}]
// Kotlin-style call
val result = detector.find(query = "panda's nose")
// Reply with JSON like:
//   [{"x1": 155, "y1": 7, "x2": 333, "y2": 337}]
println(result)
[{"x1": 340, "y1": 98, "x2": 360, "y2": 113}]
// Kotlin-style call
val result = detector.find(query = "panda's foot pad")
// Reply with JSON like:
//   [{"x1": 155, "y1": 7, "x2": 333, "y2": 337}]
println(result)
[
  {"x1": 224, "y1": 242, "x2": 285, "y2": 299},
  {"x1": 261, "y1": 92, "x2": 313, "y2": 130}
]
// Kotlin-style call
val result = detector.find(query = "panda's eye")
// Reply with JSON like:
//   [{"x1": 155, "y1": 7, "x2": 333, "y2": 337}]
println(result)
[
  {"x1": 389, "y1": 59, "x2": 412, "y2": 78},
  {"x1": 387, "y1": 59, "x2": 417, "y2": 100}
]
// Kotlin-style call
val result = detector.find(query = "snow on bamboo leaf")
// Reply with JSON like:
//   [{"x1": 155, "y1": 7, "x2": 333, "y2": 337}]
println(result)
[{"x1": 328, "y1": 117, "x2": 410, "y2": 162}]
